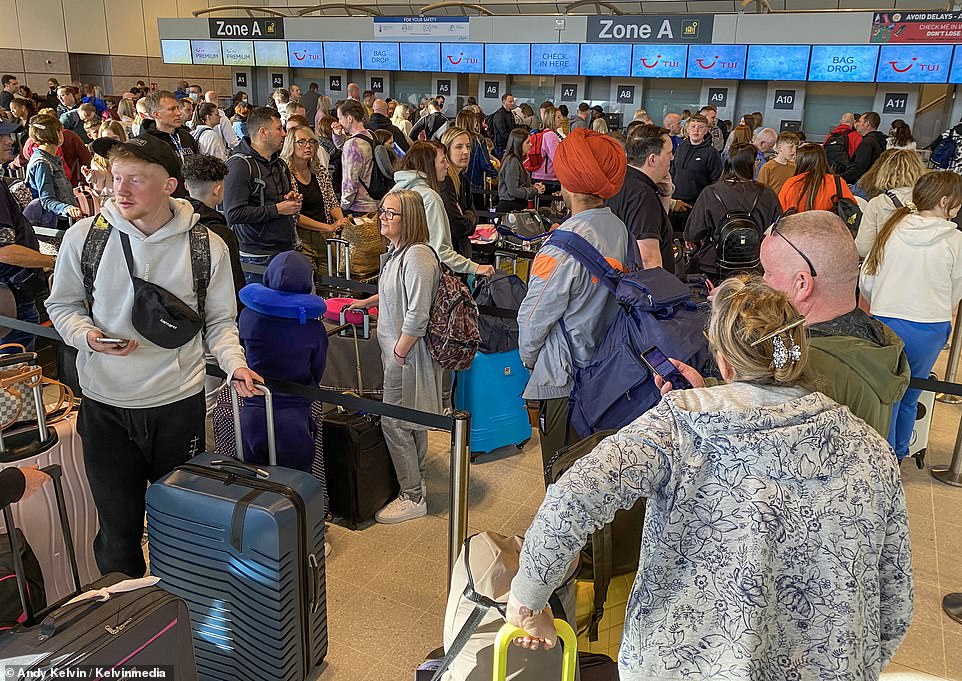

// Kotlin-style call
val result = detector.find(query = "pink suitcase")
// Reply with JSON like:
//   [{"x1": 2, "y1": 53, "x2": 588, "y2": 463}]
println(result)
[{"x1": 324, "y1": 297, "x2": 378, "y2": 327}]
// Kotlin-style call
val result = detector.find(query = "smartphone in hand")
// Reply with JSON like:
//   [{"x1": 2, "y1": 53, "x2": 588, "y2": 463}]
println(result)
[{"x1": 641, "y1": 345, "x2": 692, "y2": 390}]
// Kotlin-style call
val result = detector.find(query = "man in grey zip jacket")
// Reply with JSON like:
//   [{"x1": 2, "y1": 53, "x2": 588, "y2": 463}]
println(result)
[{"x1": 518, "y1": 128, "x2": 629, "y2": 469}]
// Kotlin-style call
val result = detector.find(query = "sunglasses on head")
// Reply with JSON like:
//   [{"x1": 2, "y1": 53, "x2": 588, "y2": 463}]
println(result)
[{"x1": 767, "y1": 216, "x2": 817, "y2": 278}]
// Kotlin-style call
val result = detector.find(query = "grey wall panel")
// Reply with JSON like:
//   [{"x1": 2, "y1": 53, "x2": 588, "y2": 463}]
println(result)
[
  {"x1": 733, "y1": 12, "x2": 874, "y2": 44},
  {"x1": 710, "y1": 13, "x2": 738, "y2": 42}
]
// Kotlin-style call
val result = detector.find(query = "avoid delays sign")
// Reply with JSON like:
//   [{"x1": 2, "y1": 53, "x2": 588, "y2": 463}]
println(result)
[
  {"x1": 586, "y1": 15, "x2": 714, "y2": 43},
  {"x1": 871, "y1": 11, "x2": 962, "y2": 43}
]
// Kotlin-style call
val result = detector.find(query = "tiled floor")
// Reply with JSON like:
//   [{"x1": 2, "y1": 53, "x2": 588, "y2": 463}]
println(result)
[{"x1": 326, "y1": 349, "x2": 962, "y2": 680}]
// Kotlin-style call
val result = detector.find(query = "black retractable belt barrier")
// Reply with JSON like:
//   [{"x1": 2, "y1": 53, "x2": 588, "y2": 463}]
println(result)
[{"x1": 0, "y1": 313, "x2": 471, "y2": 583}]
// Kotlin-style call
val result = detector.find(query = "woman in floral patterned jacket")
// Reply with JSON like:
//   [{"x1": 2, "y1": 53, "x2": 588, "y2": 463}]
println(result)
[{"x1": 507, "y1": 275, "x2": 913, "y2": 681}]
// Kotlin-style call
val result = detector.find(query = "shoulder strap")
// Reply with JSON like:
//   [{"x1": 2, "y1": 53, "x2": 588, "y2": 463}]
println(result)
[
  {"x1": 884, "y1": 190, "x2": 903, "y2": 209},
  {"x1": 548, "y1": 229, "x2": 620, "y2": 294},
  {"x1": 80, "y1": 214, "x2": 113, "y2": 304},
  {"x1": 833, "y1": 174, "x2": 843, "y2": 204},
  {"x1": 188, "y1": 223, "x2": 211, "y2": 322},
  {"x1": 228, "y1": 154, "x2": 264, "y2": 207}
]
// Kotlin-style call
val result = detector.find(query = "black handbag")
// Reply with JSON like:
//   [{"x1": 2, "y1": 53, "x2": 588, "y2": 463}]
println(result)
[
  {"x1": 544, "y1": 430, "x2": 646, "y2": 641},
  {"x1": 0, "y1": 528, "x2": 46, "y2": 629}
]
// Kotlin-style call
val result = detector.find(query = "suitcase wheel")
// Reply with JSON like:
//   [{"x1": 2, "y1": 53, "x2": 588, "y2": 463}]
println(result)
[{"x1": 516, "y1": 438, "x2": 531, "y2": 450}]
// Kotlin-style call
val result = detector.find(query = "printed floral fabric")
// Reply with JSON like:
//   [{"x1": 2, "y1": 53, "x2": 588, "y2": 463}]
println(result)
[{"x1": 513, "y1": 385, "x2": 913, "y2": 681}]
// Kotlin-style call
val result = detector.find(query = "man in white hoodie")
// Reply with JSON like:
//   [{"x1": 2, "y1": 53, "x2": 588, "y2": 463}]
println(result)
[{"x1": 46, "y1": 135, "x2": 261, "y2": 578}]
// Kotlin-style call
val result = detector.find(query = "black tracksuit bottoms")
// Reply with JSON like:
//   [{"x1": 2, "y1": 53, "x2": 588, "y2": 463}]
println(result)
[{"x1": 78, "y1": 392, "x2": 206, "y2": 578}]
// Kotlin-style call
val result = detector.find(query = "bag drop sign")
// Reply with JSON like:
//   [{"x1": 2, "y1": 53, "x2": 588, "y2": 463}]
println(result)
[{"x1": 773, "y1": 89, "x2": 796, "y2": 110}]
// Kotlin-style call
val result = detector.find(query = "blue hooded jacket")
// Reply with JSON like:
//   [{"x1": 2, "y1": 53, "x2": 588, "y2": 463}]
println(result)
[{"x1": 238, "y1": 251, "x2": 328, "y2": 408}]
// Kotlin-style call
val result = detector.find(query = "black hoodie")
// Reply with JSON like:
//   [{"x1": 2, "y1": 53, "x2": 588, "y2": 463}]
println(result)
[
  {"x1": 671, "y1": 139, "x2": 723, "y2": 204},
  {"x1": 222, "y1": 138, "x2": 296, "y2": 255},
  {"x1": 137, "y1": 119, "x2": 198, "y2": 199},
  {"x1": 842, "y1": 130, "x2": 886, "y2": 184},
  {"x1": 367, "y1": 113, "x2": 410, "y2": 152}
]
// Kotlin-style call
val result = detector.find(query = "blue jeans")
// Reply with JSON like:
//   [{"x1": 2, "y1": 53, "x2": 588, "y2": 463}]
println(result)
[
  {"x1": 238, "y1": 253, "x2": 275, "y2": 286},
  {"x1": 0, "y1": 300, "x2": 39, "y2": 352},
  {"x1": 875, "y1": 315, "x2": 951, "y2": 459}
]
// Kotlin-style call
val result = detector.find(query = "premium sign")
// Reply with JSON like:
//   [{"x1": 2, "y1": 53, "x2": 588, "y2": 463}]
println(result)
[
  {"x1": 871, "y1": 11, "x2": 962, "y2": 43},
  {"x1": 586, "y1": 15, "x2": 713, "y2": 43},
  {"x1": 209, "y1": 18, "x2": 283, "y2": 39}
]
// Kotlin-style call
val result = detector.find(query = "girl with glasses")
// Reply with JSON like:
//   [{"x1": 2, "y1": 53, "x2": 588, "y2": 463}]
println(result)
[
  {"x1": 280, "y1": 126, "x2": 347, "y2": 273},
  {"x1": 348, "y1": 190, "x2": 442, "y2": 524}
]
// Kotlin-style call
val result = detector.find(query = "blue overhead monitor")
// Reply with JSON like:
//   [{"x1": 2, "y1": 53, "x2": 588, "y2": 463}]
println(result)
[
  {"x1": 531, "y1": 44, "x2": 579, "y2": 76},
  {"x1": 952, "y1": 45, "x2": 962, "y2": 84},
  {"x1": 630, "y1": 45, "x2": 687, "y2": 78},
  {"x1": 222, "y1": 40, "x2": 255, "y2": 66},
  {"x1": 324, "y1": 42, "x2": 361, "y2": 70},
  {"x1": 190, "y1": 41, "x2": 222, "y2": 65},
  {"x1": 580, "y1": 43, "x2": 631, "y2": 77},
  {"x1": 401, "y1": 43, "x2": 440, "y2": 72},
  {"x1": 808, "y1": 45, "x2": 879, "y2": 82},
  {"x1": 287, "y1": 41, "x2": 324, "y2": 68},
  {"x1": 877, "y1": 44, "x2": 952, "y2": 83},
  {"x1": 687, "y1": 44, "x2": 746, "y2": 79},
  {"x1": 485, "y1": 43, "x2": 530, "y2": 75},
  {"x1": 746, "y1": 44, "x2": 810, "y2": 81},
  {"x1": 362, "y1": 42, "x2": 400, "y2": 71},
  {"x1": 441, "y1": 43, "x2": 483, "y2": 73},
  {"x1": 161, "y1": 40, "x2": 191, "y2": 65},
  {"x1": 253, "y1": 41, "x2": 289, "y2": 67}
]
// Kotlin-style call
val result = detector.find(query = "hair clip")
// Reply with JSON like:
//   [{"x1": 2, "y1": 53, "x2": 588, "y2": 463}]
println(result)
[
  {"x1": 771, "y1": 335, "x2": 802, "y2": 370},
  {"x1": 749, "y1": 317, "x2": 806, "y2": 348},
  {"x1": 904, "y1": 200, "x2": 918, "y2": 213},
  {"x1": 32, "y1": 123, "x2": 45, "y2": 129}
]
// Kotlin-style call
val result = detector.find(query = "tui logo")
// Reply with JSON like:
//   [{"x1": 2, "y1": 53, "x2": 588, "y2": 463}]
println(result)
[
  {"x1": 696, "y1": 57, "x2": 717, "y2": 69},
  {"x1": 889, "y1": 57, "x2": 916, "y2": 73}
]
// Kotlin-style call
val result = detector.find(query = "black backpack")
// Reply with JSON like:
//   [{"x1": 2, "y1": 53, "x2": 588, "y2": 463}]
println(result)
[
  {"x1": 352, "y1": 133, "x2": 395, "y2": 201},
  {"x1": 711, "y1": 187, "x2": 764, "y2": 277},
  {"x1": 824, "y1": 129, "x2": 854, "y2": 173},
  {"x1": 831, "y1": 175, "x2": 863, "y2": 238},
  {"x1": 473, "y1": 273, "x2": 526, "y2": 354}
]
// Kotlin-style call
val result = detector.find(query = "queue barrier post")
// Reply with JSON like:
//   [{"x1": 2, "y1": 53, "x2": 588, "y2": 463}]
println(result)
[
  {"x1": 937, "y1": 300, "x2": 962, "y2": 404},
  {"x1": 448, "y1": 410, "x2": 471, "y2": 583},
  {"x1": 932, "y1": 410, "x2": 962, "y2": 487},
  {"x1": 945, "y1": 593, "x2": 962, "y2": 627}
]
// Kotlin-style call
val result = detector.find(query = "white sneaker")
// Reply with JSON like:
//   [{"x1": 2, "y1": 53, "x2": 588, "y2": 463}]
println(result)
[{"x1": 375, "y1": 495, "x2": 427, "y2": 524}]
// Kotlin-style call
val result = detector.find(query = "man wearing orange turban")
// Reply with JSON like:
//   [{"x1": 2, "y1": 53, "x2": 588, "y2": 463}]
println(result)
[{"x1": 518, "y1": 127, "x2": 633, "y2": 470}]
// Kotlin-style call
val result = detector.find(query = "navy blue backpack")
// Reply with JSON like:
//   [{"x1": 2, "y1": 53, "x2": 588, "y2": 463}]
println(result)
[{"x1": 550, "y1": 230, "x2": 713, "y2": 437}]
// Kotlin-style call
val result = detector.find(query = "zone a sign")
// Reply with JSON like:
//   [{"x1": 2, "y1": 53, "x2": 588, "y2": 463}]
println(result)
[{"x1": 209, "y1": 18, "x2": 284, "y2": 39}]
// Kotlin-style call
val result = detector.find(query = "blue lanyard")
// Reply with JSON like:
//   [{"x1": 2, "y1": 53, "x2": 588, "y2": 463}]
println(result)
[{"x1": 170, "y1": 133, "x2": 185, "y2": 159}]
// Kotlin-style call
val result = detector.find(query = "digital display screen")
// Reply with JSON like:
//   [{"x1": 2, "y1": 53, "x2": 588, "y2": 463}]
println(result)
[
  {"x1": 687, "y1": 44, "x2": 747, "y2": 80},
  {"x1": 441, "y1": 43, "x2": 483, "y2": 73},
  {"x1": 808, "y1": 45, "x2": 879, "y2": 82},
  {"x1": 531, "y1": 44, "x2": 579, "y2": 76},
  {"x1": 362, "y1": 42, "x2": 399, "y2": 71},
  {"x1": 222, "y1": 41, "x2": 254, "y2": 66},
  {"x1": 746, "y1": 45, "x2": 810, "y2": 81},
  {"x1": 631, "y1": 45, "x2": 687, "y2": 78},
  {"x1": 401, "y1": 42, "x2": 439, "y2": 72},
  {"x1": 253, "y1": 41, "x2": 289, "y2": 67},
  {"x1": 877, "y1": 44, "x2": 952, "y2": 83},
  {"x1": 951, "y1": 45, "x2": 962, "y2": 84},
  {"x1": 190, "y1": 41, "x2": 222, "y2": 65},
  {"x1": 579, "y1": 43, "x2": 631, "y2": 77},
  {"x1": 485, "y1": 44, "x2": 530, "y2": 75},
  {"x1": 287, "y1": 41, "x2": 323, "y2": 68},
  {"x1": 161, "y1": 40, "x2": 191, "y2": 65},
  {"x1": 324, "y1": 42, "x2": 361, "y2": 70}
]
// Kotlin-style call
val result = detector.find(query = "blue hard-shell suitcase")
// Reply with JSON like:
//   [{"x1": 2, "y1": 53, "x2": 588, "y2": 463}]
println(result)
[
  {"x1": 454, "y1": 350, "x2": 532, "y2": 461},
  {"x1": 145, "y1": 385, "x2": 328, "y2": 681}
]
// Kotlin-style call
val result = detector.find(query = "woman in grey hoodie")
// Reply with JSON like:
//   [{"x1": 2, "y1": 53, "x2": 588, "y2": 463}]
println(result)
[{"x1": 506, "y1": 276, "x2": 912, "y2": 681}]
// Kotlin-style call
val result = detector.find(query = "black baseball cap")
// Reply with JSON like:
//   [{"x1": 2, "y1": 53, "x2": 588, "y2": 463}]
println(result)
[
  {"x1": 92, "y1": 135, "x2": 182, "y2": 179},
  {"x1": 0, "y1": 121, "x2": 23, "y2": 136}
]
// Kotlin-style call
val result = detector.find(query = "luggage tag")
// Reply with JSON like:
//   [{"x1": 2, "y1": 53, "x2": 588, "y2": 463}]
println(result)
[{"x1": 65, "y1": 577, "x2": 160, "y2": 605}]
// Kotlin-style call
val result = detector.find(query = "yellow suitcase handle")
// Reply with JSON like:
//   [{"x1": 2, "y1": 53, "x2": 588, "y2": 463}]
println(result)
[{"x1": 492, "y1": 619, "x2": 578, "y2": 681}]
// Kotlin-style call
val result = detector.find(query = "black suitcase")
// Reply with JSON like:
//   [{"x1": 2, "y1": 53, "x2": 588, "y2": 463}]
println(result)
[
  {"x1": 146, "y1": 384, "x2": 328, "y2": 681},
  {"x1": 322, "y1": 409, "x2": 398, "y2": 529},
  {"x1": 0, "y1": 464, "x2": 198, "y2": 679}
]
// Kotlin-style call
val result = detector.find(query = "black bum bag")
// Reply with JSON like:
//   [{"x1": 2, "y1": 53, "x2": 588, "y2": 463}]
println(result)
[{"x1": 120, "y1": 232, "x2": 203, "y2": 349}]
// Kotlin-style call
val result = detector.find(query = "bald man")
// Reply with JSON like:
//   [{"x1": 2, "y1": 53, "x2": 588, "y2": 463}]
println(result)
[
  {"x1": 824, "y1": 112, "x2": 863, "y2": 161},
  {"x1": 667, "y1": 211, "x2": 909, "y2": 438},
  {"x1": 663, "y1": 112, "x2": 683, "y2": 151},
  {"x1": 346, "y1": 82, "x2": 361, "y2": 102},
  {"x1": 366, "y1": 98, "x2": 409, "y2": 151}
]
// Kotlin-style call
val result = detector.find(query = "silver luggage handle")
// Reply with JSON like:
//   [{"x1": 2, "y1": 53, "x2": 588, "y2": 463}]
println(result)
[
  {"x1": 229, "y1": 381, "x2": 277, "y2": 467},
  {"x1": 326, "y1": 237, "x2": 351, "y2": 281},
  {"x1": 340, "y1": 306, "x2": 371, "y2": 339}
]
